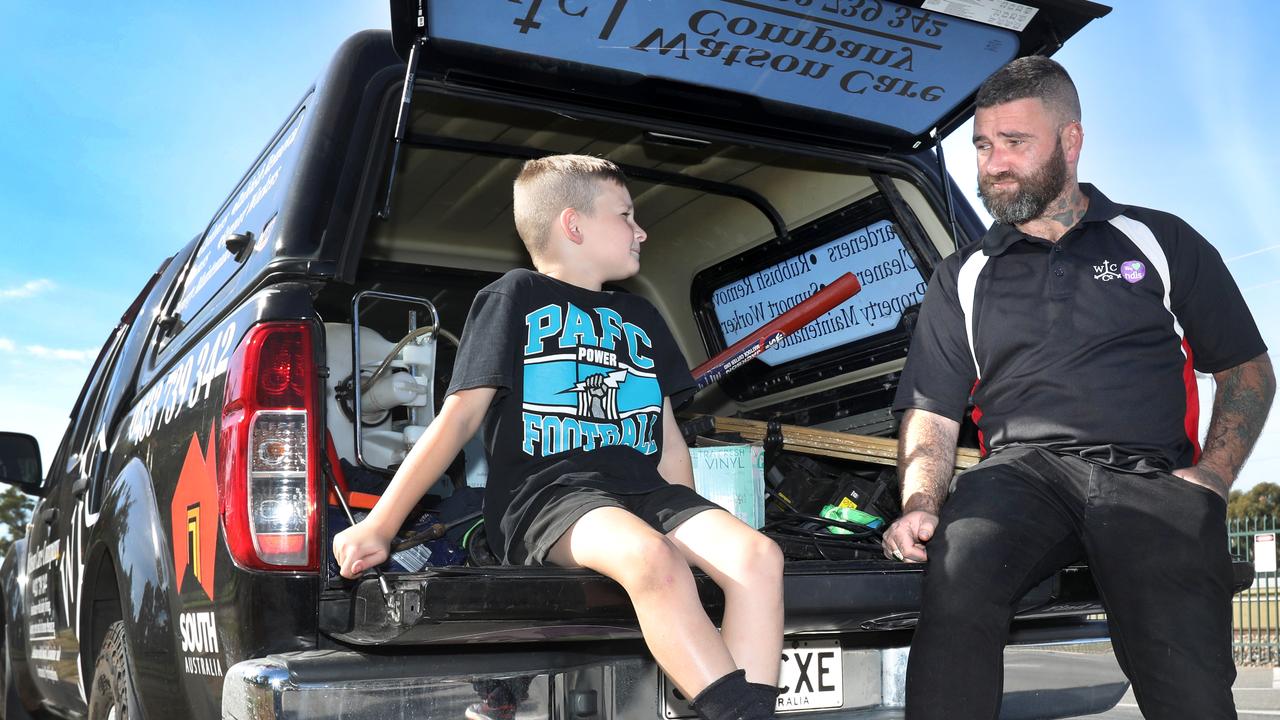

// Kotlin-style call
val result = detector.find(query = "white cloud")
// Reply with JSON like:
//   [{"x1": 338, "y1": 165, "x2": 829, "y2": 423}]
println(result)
[
  {"x1": 23, "y1": 345, "x2": 98, "y2": 363},
  {"x1": 0, "y1": 279, "x2": 55, "y2": 300},
  {"x1": 0, "y1": 336, "x2": 97, "y2": 362}
]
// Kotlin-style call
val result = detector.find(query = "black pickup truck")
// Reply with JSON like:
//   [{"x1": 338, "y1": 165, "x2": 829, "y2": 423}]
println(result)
[{"x1": 0, "y1": 2, "x2": 1164, "y2": 718}]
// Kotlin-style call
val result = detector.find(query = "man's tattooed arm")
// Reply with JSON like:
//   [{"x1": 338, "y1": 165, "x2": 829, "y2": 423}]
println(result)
[
  {"x1": 882, "y1": 409, "x2": 960, "y2": 561},
  {"x1": 1178, "y1": 352, "x2": 1276, "y2": 497},
  {"x1": 898, "y1": 409, "x2": 961, "y2": 515}
]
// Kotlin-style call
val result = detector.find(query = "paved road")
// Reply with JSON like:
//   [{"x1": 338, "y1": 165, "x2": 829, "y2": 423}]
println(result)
[
  {"x1": 1000, "y1": 648, "x2": 1280, "y2": 718},
  {"x1": 1085, "y1": 666, "x2": 1280, "y2": 719}
]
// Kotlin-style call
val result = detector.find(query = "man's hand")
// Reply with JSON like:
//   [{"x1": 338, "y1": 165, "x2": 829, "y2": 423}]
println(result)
[
  {"x1": 333, "y1": 520, "x2": 394, "y2": 579},
  {"x1": 882, "y1": 510, "x2": 939, "y2": 563},
  {"x1": 1172, "y1": 465, "x2": 1230, "y2": 503}
]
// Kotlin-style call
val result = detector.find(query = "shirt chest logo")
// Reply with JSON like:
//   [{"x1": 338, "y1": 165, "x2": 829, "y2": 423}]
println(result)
[
  {"x1": 1092, "y1": 259, "x2": 1146, "y2": 284},
  {"x1": 519, "y1": 302, "x2": 663, "y2": 458},
  {"x1": 1120, "y1": 260, "x2": 1147, "y2": 283},
  {"x1": 1092, "y1": 260, "x2": 1121, "y2": 282}
]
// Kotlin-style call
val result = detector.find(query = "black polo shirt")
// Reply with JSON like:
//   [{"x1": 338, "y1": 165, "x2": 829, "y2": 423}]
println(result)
[{"x1": 894, "y1": 184, "x2": 1265, "y2": 472}]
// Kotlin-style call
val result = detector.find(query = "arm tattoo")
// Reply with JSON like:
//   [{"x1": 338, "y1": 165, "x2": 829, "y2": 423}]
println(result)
[
  {"x1": 898, "y1": 409, "x2": 961, "y2": 515},
  {"x1": 1200, "y1": 353, "x2": 1276, "y2": 493}
]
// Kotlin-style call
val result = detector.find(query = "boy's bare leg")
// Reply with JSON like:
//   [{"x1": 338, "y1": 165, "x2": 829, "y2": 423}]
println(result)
[
  {"x1": 546, "y1": 506, "x2": 737, "y2": 697},
  {"x1": 668, "y1": 509, "x2": 785, "y2": 686}
]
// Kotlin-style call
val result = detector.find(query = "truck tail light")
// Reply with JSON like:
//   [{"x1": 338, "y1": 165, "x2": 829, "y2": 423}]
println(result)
[{"x1": 220, "y1": 322, "x2": 319, "y2": 570}]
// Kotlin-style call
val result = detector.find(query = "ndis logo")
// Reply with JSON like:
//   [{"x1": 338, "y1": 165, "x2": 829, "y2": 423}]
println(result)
[{"x1": 1120, "y1": 260, "x2": 1147, "y2": 284}]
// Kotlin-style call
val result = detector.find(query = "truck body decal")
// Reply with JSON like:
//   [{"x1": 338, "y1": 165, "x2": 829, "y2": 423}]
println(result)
[
  {"x1": 127, "y1": 321, "x2": 237, "y2": 444},
  {"x1": 179, "y1": 610, "x2": 224, "y2": 677},
  {"x1": 171, "y1": 428, "x2": 219, "y2": 601}
]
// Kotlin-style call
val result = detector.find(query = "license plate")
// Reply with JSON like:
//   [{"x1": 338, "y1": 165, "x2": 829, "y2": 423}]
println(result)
[
  {"x1": 661, "y1": 639, "x2": 844, "y2": 718},
  {"x1": 777, "y1": 640, "x2": 843, "y2": 713}
]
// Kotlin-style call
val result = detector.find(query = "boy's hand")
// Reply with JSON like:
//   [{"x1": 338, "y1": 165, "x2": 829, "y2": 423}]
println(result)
[
  {"x1": 333, "y1": 521, "x2": 393, "y2": 579},
  {"x1": 328, "y1": 387, "x2": 496, "y2": 580}
]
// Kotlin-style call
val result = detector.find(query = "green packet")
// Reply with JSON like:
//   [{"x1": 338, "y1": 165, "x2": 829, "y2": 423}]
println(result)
[{"x1": 820, "y1": 504, "x2": 884, "y2": 534}]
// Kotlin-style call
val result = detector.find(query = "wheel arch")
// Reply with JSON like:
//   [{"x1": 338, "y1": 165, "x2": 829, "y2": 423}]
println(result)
[
  {"x1": 79, "y1": 457, "x2": 184, "y2": 718},
  {"x1": 78, "y1": 542, "x2": 122, "y2": 693}
]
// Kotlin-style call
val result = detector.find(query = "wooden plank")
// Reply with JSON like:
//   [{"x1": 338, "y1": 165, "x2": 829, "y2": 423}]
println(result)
[{"x1": 703, "y1": 415, "x2": 981, "y2": 471}]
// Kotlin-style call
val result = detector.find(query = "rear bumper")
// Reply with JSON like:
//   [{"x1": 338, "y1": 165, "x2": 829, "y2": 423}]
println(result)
[{"x1": 222, "y1": 623, "x2": 1126, "y2": 720}]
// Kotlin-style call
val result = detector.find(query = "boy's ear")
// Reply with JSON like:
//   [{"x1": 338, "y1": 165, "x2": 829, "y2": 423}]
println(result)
[{"x1": 558, "y1": 207, "x2": 584, "y2": 245}]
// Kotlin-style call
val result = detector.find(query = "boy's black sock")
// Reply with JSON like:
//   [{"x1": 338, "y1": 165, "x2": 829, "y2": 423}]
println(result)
[
  {"x1": 690, "y1": 670, "x2": 776, "y2": 720},
  {"x1": 746, "y1": 681, "x2": 780, "y2": 715}
]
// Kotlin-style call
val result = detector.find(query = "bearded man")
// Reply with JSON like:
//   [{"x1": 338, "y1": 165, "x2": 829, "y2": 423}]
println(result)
[{"x1": 882, "y1": 56, "x2": 1274, "y2": 719}]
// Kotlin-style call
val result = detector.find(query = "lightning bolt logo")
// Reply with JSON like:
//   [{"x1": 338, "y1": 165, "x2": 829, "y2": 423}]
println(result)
[
  {"x1": 564, "y1": 368, "x2": 629, "y2": 393},
  {"x1": 564, "y1": 369, "x2": 629, "y2": 421}
]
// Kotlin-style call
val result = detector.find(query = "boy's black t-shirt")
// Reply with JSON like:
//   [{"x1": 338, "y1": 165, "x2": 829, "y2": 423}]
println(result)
[{"x1": 445, "y1": 269, "x2": 696, "y2": 561}]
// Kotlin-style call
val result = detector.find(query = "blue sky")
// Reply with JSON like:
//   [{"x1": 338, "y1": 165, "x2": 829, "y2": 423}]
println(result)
[{"x1": 2, "y1": 2, "x2": 1278, "y2": 490}]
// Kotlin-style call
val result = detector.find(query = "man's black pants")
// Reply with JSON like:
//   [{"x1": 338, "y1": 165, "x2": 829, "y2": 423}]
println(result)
[{"x1": 905, "y1": 447, "x2": 1237, "y2": 720}]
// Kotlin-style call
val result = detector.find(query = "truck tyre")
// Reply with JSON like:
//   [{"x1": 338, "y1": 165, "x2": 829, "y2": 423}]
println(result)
[{"x1": 87, "y1": 621, "x2": 140, "y2": 720}]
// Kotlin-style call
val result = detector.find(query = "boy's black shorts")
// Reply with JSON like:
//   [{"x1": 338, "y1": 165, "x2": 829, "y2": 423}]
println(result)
[{"x1": 509, "y1": 483, "x2": 723, "y2": 566}]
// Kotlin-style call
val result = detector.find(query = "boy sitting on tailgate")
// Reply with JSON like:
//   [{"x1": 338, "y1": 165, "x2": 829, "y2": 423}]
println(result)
[{"x1": 334, "y1": 155, "x2": 784, "y2": 720}]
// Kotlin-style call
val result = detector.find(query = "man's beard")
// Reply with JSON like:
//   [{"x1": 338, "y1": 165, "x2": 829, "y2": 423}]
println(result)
[{"x1": 977, "y1": 139, "x2": 1069, "y2": 226}]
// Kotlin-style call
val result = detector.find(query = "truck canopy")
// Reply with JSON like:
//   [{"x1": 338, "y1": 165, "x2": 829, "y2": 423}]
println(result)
[{"x1": 389, "y1": 0, "x2": 1110, "y2": 153}]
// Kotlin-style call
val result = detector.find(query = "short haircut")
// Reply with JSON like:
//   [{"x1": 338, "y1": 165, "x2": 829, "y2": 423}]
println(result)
[
  {"x1": 513, "y1": 155, "x2": 629, "y2": 258},
  {"x1": 976, "y1": 56, "x2": 1081, "y2": 126}
]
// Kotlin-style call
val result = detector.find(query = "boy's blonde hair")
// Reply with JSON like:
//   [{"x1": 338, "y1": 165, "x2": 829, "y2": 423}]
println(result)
[{"x1": 513, "y1": 155, "x2": 629, "y2": 258}]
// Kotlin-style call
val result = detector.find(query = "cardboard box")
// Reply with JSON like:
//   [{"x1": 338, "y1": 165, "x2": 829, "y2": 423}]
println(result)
[{"x1": 689, "y1": 444, "x2": 765, "y2": 529}]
